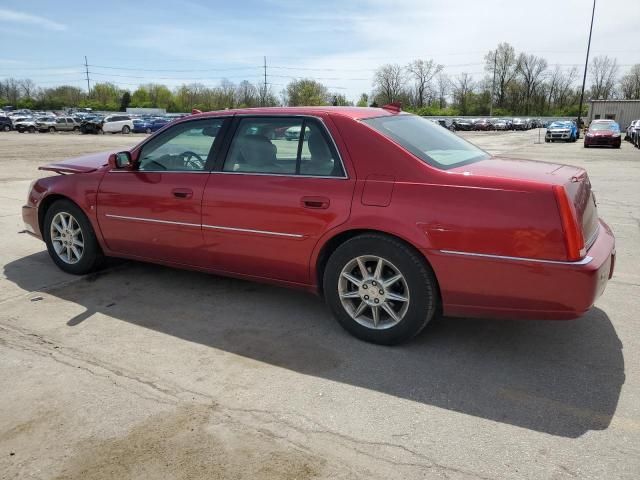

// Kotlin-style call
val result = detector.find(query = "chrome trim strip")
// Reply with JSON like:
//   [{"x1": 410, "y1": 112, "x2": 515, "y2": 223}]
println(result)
[
  {"x1": 439, "y1": 250, "x2": 593, "y2": 265},
  {"x1": 585, "y1": 227, "x2": 599, "y2": 251},
  {"x1": 108, "y1": 170, "x2": 210, "y2": 174},
  {"x1": 104, "y1": 214, "x2": 304, "y2": 238},
  {"x1": 202, "y1": 224, "x2": 304, "y2": 238},
  {"x1": 104, "y1": 214, "x2": 200, "y2": 228},
  {"x1": 208, "y1": 171, "x2": 347, "y2": 180}
]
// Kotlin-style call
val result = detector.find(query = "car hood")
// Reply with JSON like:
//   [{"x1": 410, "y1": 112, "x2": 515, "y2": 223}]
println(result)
[
  {"x1": 448, "y1": 156, "x2": 582, "y2": 186},
  {"x1": 39, "y1": 151, "x2": 111, "y2": 174},
  {"x1": 588, "y1": 131, "x2": 616, "y2": 136}
]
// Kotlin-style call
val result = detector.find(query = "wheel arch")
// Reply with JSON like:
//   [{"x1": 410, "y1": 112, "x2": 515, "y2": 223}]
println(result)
[{"x1": 314, "y1": 228, "x2": 441, "y2": 304}]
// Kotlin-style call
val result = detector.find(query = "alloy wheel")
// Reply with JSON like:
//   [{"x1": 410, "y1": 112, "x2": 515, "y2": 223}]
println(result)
[
  {"x1": 338, "y1": 255, "x2": 410, "y2": 329},
  {"x1": 50, "y1": 212, "x2": 84, "y2": 264}
]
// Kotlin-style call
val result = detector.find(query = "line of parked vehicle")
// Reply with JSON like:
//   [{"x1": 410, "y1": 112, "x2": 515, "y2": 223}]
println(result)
[
  {"x1": 0, "y1": 109, "x2": 185, "y2": 135},
  {"x1": 432, "y1": 117, "x2": 547, "y2": 131},
  {"x1": 625, "y1": 119, "x2": 640, "y2": 149}
]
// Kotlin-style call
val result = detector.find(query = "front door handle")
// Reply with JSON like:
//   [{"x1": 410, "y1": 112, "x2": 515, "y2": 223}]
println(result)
[
  {"x1": 172, "y1": 188, "x2": 193, "y2": 199},
  {"x1": 301, "y1": 196, "x2": 330, "y2": 209}
]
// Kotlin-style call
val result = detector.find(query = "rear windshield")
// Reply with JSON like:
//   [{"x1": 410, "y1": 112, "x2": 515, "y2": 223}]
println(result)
[{"x1": 362, "y1": 114, "x2": 489, "y2": 169}]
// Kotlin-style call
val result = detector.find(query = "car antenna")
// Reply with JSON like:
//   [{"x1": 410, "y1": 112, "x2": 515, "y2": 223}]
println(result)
[{"x1": 381, "y1": 102, "x2": 402, "y2": 113}]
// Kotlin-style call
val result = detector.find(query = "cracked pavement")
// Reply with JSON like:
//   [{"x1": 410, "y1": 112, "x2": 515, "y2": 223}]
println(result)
[{"x1": 0, "y1": 130, "x2": 639, "y2": 479}]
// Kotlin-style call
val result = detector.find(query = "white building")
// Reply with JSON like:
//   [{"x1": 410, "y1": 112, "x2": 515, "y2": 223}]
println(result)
[{"x1": 587, "y1": 100, "x2": 640, "y2": 130}]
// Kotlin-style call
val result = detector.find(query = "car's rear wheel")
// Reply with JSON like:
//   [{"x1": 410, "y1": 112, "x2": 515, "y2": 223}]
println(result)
[
  {"x1": 2, "y1": 125, "x2": 10, "y2": 132},
  {"x1": 145, "y1": 127, "x2": 152, "y2": 134},
  {"x1": 44, "y1": 200, "x2": 103, "y2": 275},
  {"x1": 28, "y1": 126, "x2": 36, "y2": 133},
  {"x1": 323, "y1": 234, "x2": 438, "y2": 345},
  {"x1": 73, "y1": 126, "x2": 79, "y2": 132},
  {"x1": 48, "y1": 126, "x2": 56, "y2": 133},
  {"x1": 122, "y1": 125, "x2": 130, "y2": 134}
]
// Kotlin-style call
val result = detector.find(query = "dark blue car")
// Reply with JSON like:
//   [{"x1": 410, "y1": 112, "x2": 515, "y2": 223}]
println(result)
[{"x1": 132, "y1": 118, "x2": 170, "y2": 134}]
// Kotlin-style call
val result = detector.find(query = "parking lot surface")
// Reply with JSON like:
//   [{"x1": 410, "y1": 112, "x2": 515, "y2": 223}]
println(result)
[{"x1": 1, "y1": 130, "x2": 639, "y2": 479}]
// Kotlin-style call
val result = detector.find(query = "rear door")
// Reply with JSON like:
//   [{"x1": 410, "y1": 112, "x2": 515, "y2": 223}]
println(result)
[
  {"x1": 97, "y1": 117, "x2": 228, "y2": 265},
  {"x1": 201, "y1": 115, "x2": 355, "y2": 284}
]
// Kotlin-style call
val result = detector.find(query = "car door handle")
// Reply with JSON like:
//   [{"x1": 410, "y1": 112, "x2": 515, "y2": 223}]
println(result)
[
  {"x1": 172, "y1": 188, "x2": 193, "y2": 199},
  {"x1": 301, "y1": 196, "x2": 330, "y2": 209}
]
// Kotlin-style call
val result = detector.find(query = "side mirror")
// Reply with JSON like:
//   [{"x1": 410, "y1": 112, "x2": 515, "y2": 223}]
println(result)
[{"x1": 108, "y1": 151, "x2": 133, "y2": 169}]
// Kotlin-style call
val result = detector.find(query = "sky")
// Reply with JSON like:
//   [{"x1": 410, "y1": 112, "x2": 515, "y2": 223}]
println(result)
[{"x1": 0, "y1": 0, "x2": 638, "y2": 100}]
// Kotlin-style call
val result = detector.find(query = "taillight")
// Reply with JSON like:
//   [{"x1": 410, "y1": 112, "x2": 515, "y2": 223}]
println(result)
[{"x1": 553, "y1": 185, "x2": 586, "y2": 261}]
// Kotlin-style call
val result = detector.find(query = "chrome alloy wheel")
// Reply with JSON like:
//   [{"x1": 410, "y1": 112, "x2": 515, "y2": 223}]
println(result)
[
  {"x1": 50, "y1": 212, "x2": 84, "y2": 264},
  {"x1": 338, "y1": 255, "x2": 410, "y2": 329}
]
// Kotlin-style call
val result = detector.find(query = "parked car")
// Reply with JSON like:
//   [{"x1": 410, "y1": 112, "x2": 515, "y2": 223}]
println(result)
[
  {"x1": 625, "y1": 120, "x2": 639, "y2": 142},
  {"x1": 512, "y1": 118, "x2": 528, "y2": 130},
  {"x1": 493, "y1": 119, "x2": 509, "y2": 131},
  {"x1": 22, "y1": 106, "x2": 615, "y2": 345},
  {"x1": 35, "y1": 116, "x2": 79, "y2": 133},
  {"x1": 101, "y1": 115, "x2": 134, "y2": 134},
  {"x1": 14, "y1": 117, "x2": 38, "y2": 133},
  {"x1": 474, "y1": 118, "x2": 494, "y2": 131},
  {"x1": 79, "y1": 116, "x2": 105, "y2": 134},
  {"x1": 132, "y1": 117, "x2": 170, "y2": 134},
  {"x1": 584, "y1": 122, "x2": 622, "y2": 148},
  {"x1": 545, "y1": 121, "x2": 578, "y2": 142},
  {"x1": 0, "y1": 116, "x2": 12, "y2": 131},
  {"x1": 452, "y1": 118, "x2": 474, "y2": 131}
]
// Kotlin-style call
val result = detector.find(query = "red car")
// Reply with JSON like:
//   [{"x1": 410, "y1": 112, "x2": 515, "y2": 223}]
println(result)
[
  {"x1": 22, "y1": 106, "x2": 615, "y2": 345},
  {"x1": 584, "y1": 121, "x2": 622, "y2": 148}
]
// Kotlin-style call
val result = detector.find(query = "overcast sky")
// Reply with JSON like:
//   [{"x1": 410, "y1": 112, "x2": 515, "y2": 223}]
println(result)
[{"x1": 1, "y1": 0, "x2": 638, "y2": 100}]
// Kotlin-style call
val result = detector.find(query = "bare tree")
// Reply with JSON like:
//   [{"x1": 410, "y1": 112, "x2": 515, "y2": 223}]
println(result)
[
  {"x1": 235, "y1": 80, "x2": 259, "y2": 107},
  {"x1": 619, "y1": 64, "x2": 640, "y2": 99},
  {"x1": 485, "y1": 43, "x2": 518, "y2": 109},
  {"x1": 452, "y1": 73, "x2": 474, "y2": 115},
  {"x1": 406, "y1": 59, "x2": 442, "y2": 108},
  {"x1": 372, "y1": 64, "x2": 406, "y2": 104},
  {"x1": 19, "y1": 78, "x2": 37, "y2": 99},
  {"x1": 435, "y1": 73, "x2": 450, "y2": 109},
  {"x1": 516, "y1": 53, "x2": 548, "y2": 114},
  {"x1": 589, "y1": 56, "x2": 619, "y2": 99}
]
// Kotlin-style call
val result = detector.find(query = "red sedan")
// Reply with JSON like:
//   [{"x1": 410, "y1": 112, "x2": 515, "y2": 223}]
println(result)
[
  {"x1": 22, "y1": 106, "x2": 615, "y2": 344},
  {"x1": 584, "y1": 121, "x2": 622, "y2": 148}
]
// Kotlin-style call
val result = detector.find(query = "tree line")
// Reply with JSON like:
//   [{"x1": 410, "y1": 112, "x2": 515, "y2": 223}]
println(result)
[{"x1": 2, "y1": 42, "x2": 639, "y2": 115}]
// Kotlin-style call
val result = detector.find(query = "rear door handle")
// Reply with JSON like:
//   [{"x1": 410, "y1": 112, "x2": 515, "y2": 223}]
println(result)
[
  {"x1": 301, "y1": 196, "x2": 330, "y2": 209},
  {"x1": 172, "y1": 188, "x2": 193, "y2": 199}
]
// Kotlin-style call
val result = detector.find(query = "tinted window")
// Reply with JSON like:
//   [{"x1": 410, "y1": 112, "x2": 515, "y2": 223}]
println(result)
[
  {"x1": 363, "y1": 114, "x2": 489, "y2": 169},
  {"x1": 138, "y1": 118, "x2": 223, "y2": 172},
  {"x1": 299, "y1": 122, "x2": 344, "y2": 176}
]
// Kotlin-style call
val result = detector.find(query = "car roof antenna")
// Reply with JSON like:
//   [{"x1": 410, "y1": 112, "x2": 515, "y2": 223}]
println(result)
[{"x1": 382, "y1": 102, "x2": 402, "y2": 113}]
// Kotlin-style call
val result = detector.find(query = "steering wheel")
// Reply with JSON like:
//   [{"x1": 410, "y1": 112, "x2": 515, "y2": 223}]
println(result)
[{"x1": 181, "y1": 151, "x2": 205, "y2": 170}]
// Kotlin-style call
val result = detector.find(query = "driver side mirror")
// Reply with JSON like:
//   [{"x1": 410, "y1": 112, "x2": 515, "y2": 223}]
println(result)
[{"x1": 108, "y1": 151, "x2": 133, "y2": 169}]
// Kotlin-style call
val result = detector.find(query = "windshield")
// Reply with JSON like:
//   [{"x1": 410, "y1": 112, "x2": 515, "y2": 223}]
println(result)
[
  {"x1": 363, "y1": 114, "x2": 489, "y2": 169},
  {"x1": 590, "y1": 123, "x2": 616, "y2": 131},
  {"x1": 549, "y1": 122, "x2": 569, "y2": 129}
]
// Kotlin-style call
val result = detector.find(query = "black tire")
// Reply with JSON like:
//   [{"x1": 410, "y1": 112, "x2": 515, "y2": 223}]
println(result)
[
  {"x1": 145, "y1": 127, "x2": 152, "y2": 134},
  {"x1": 28, "y1": 126, "x2": 36, "y2": 133},
  {"x1": 48, "y1": 126, "x2": 56, "y2": 133},
  {"x1": 122, "y1": 125, "x2": 130, "y2": 134},
  {"x1": 545, "y1": 139, "x2": 550, "y2": 143},
  {"x1": 18, "y1": 129, "x2": 24, "y2": 133},
  {"x1": 584, "y1": 144, "x2": 589, "y2": 148},
  {"x1": 323, "y1": 234, "x2": 438, "y2": 345},
  {"x1": 73, "y1": 126, "x2": 79, "y2": 132},
  {"x1": 43, "y1": 199, "x2": 103, "y2": 275},
  {"x1": 2, "y1": 125, "x2": 10, "y2": 132}
]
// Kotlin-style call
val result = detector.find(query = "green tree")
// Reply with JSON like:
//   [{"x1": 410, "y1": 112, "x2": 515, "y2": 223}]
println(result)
[
  {"x1": 356, "y1": 93, "x2": 369, "y2": 107},
  {"x1": 119, "y1": 91, "x2": 131, "y2": 111},
  {"x1": 284, "y1": 79, "x2": 330, "y2": 106}
]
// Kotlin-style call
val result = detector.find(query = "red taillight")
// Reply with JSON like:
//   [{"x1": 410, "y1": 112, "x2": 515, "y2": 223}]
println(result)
[{"x1": 553, "y1": 185, "x2": 586, "y2": 261}]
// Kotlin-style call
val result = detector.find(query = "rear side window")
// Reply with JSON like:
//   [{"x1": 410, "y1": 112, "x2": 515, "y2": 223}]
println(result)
[{"x1": 223, "y1": 117, "x2": 344, "y2": 177}]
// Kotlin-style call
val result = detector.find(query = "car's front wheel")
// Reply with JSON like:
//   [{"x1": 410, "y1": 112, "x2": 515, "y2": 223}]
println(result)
[
  {"x1": 44, "y1": 200, "x2": 103, "y2": 275},
  {"x1": 48, "y1": 126, "x2": 56, "y2": 133},
  {"x1": 2, "y1": 125, "x2": 10, "y2": 132},
  {"x1": 323, "y1": 234, "x2": 438, "y2": 345},
  {"x1": 122, "y1": 125, "x2": 130, "y2": 134}
]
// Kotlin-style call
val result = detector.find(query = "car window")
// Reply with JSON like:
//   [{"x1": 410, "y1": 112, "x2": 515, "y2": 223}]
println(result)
[
  {"x1": 363, "y1": 114, "x2": 489, "y2": 169},
  {"x1": 56, "y1": 118, "x2": 65, "y2": 124},
  {"x1": 299, "y1": 122, "x2": 344, "y2": 176},
  {"x1": 223, "y1": 117, "x2": 343, "y2": 177},
  {"x1": 223, "y1": 118, "x2": 302, "y2": 175},
  {"x1": 138, "y1": 118, "x2": 224, "y2": 172}
]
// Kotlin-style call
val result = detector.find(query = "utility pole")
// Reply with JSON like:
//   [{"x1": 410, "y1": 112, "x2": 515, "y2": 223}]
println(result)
[
  {"x1": 489, "y1": 49, "x2": 497, "y2": 117},
  {"x1": 577, "y1": 0, "x2": 596, "y2": 138},
  {"x1": 84, "y1": 56, "x2": 91, "y2": 95},
  {"x1": 262, "y1": 56, "x2": 267, "y2": 107}
]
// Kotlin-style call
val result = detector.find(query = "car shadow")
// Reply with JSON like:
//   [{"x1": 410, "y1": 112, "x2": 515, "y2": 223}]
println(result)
[{"x1": 4, "y1": 252, "x2": 625, "y2": 438}]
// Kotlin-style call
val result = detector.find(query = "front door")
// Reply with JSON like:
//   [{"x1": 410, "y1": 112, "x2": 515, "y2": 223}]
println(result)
[
  {"x1": 201, "y1": 115, "x2": 355, "y2": 284},
  {"x1": 97, "y1": 117, "x2": 227, "y2": 266}
]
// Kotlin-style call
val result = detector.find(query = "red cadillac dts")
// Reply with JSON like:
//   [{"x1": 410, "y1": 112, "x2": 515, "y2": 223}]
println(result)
[{"x1": 22, "y1": 106, "x2": 615, "y2": 344}]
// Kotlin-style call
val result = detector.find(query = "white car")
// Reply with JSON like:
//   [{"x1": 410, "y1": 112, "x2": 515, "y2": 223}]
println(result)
[
  {"x1": 625, "y1": 119, "x2": 639, "y2": 142},
  {"x1": 101, "y1": 114, "x2": 134, "y2": 134}
]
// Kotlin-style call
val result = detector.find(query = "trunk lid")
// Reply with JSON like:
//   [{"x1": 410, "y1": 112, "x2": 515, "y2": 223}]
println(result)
[
  {"x1": 39, "y1": 151, "x2": 111, "y2": 174},
  {"x1": 451, "y1": 157, "x2": 600, "y2": 251}
]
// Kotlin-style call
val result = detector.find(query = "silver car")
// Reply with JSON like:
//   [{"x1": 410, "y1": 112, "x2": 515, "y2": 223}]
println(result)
[{"x1": 36, "y1": 116, "x2": 81, "y2": 133}]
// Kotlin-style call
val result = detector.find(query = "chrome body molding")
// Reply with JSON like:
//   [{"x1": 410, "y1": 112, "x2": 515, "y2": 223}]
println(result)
[
  {"x1": 439, "y1": 249, "x2": 594, "y2": 266},
  {"x1": 104, "y1": 214, "x2": 303, "y2": 238}
]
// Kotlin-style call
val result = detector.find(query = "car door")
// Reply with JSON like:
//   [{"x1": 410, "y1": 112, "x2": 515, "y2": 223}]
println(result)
[
  {"x1": 97, "y1": 117, "x2": 229, "y2": 265},
  {"x1": 201, "y1": 115, "x2": 355, "y2": 284}
]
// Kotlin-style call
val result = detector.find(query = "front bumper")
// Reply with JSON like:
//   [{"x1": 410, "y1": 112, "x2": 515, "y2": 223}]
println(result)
[
  {"x1": 22, "y1": 204, "x2": 42, "y2": 240},
  {"x1": 427, "y1": 220, "x2": 615, "y2": 320},
  {"x1": 585, "y1": 135, "x2": 621, "y2": 146}
]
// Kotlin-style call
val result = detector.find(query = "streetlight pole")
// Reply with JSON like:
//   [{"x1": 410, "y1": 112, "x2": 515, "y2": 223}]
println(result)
[{"x1": 577, "y1": 0, "x2": 596, "y2": 138}]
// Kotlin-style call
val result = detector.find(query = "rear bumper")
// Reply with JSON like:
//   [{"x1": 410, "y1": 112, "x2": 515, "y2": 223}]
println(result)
[
  {"x1": 427, "y1": 220, "x2": 615, "y2": 320},
  {"x1": 584, "y1": 136, "x2": 621, "y2": 146}
]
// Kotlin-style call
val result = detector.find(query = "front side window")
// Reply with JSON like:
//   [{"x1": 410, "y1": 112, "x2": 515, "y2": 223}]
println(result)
[
  {"x1": 138, "y1": 118, "x2": 224, "y2": 171},
  {"x1": 363, "y1": 114, "x2": 489, "y2": 169},
  {"x1": 223, "y1": 117, "x2": 343, "y2": 176}
]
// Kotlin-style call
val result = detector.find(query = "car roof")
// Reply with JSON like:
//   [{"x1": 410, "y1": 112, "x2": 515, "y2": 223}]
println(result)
[{"x1": 188, "y1": 106, "x2": 398, "y2": 121}]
